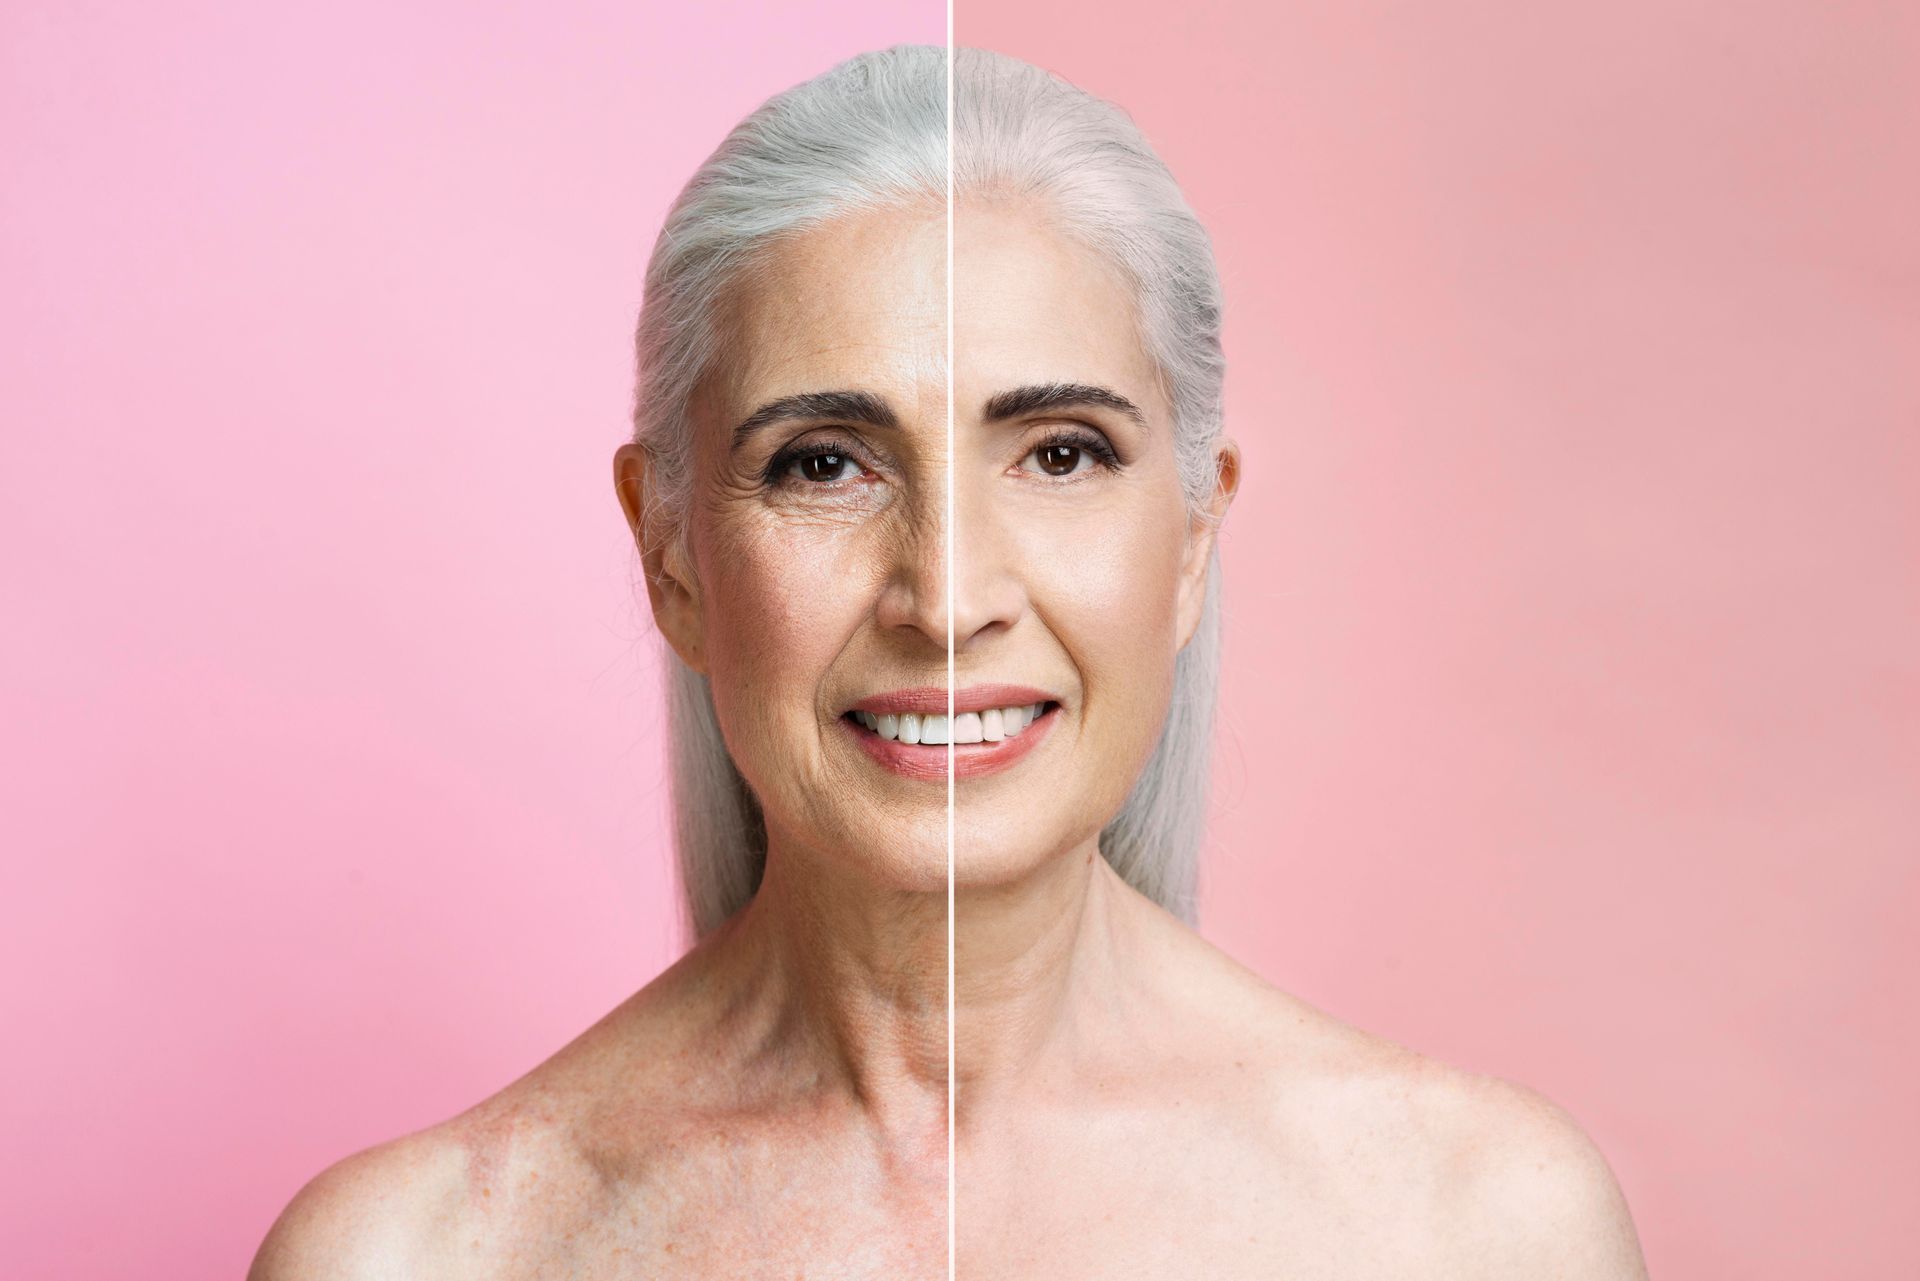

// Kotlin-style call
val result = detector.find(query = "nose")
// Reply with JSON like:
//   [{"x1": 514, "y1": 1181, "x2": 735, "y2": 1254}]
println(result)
[
  {"x1": 872, "y1": 464, "x2": 1027, "y2": 653},
  {"x1": 872, "y1": 482, "x2": 950, "y2": 649},
  {"x1": 950, "y1": 464, "x2": 1027, "y2": 654}
]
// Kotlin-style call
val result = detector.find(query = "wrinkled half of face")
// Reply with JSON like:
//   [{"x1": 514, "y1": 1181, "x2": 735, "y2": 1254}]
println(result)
[{"x1": 649, "y1": 203, "x2": 955, "y2": 899}]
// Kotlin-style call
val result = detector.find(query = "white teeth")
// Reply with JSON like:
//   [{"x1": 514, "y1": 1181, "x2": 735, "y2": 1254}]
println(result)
[{"x1": 854, "y1": 701, "x2": 1048, "y2": 747}]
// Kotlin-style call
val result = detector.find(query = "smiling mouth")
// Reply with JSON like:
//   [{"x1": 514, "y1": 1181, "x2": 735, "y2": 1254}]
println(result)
[
  {"x1": 836, "y1": 698, "x2": 1062, "y2": 781},
  {"x1": 841, "y1": 701, "x2": 1055, "y2": 745}
]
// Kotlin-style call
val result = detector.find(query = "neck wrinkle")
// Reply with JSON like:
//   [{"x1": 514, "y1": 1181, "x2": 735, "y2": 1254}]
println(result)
[
  {"x1": 698, "y1": 827, "x2": 1131, "y2": 1149},
  {"x1": 720, "y1": 831, "x2": 951, "y2": 1144}
]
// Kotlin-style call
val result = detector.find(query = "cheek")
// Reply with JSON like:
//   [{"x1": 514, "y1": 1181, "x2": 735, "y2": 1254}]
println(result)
[
  {"x1": 691, "y1": 508, "x2": 871, "y2": 757},
  {"x1": 1010, "y1": 483, "x2": 1188, "y2": 844},
  {"x1": 1085, "y1": 528, "x2": 1183, "y2": 742},
  {"x1": 1021, "y1": 485, "x2": 1188, "y2": 673},
  {"x1": 1014, "y1": 481, "x2": 1190, "y2": 784}
]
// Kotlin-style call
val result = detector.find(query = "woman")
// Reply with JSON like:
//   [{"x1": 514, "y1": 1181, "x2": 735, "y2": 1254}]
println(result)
[{"x1": 252, "y1": 45, "x2": 1649, "y2": 1278}]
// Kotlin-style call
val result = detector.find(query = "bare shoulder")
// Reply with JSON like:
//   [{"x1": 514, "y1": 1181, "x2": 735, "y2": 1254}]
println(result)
[
  {"x1": 1152, "y1": 924, "x2": 1647, "y2": 1276},
  {"x1": 248, "y1": 979, "x2": 709, "y2": 1279},
  {"x1": 248, "y1": 1071, "x2": 616, "y2": 1281},
  {"x1": 247, "y1": 1122, "x2": 472, "y2": 1280},
  {"x1": 1426, "y1": 1071, "x2": 1650, "y2": 1279},
  {"x1": 1264, "y1": 1006, "x2": 1648, "y2": 1276}
]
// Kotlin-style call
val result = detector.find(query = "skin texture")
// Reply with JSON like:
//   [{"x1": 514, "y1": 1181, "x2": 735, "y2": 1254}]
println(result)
[{"x1": 247, "y1": 200, "x2": 1650, "y2": 1280}]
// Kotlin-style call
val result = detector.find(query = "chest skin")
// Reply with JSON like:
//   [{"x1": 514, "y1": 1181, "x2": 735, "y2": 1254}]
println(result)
[
  {"x1": 952, "y1": 1093, "x2": 1453, "y2": 1281},
  {"x1": 423, "y1": 1104, "x2": 949, "y2": 1280},
  {"x1": 417, "y1": 1053, "x2": 1475, "y2": 1279}
]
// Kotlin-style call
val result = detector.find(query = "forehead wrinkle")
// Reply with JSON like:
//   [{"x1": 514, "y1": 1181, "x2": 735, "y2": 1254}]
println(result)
[
  {"x1": 701, "y1": 217, "x2": 946, "y2": 450},
  {"x1": 730, "y1": 311, "x2": 940, "y2": 384}
]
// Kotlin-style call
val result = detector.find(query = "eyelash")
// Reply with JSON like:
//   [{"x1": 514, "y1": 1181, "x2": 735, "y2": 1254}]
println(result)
[
  {"x1": 763, "y1": 436, "x2": 873, "y2": 488},
  {"x1": 1023, "y1": 428, "x2": 1123, "y2": 476},
  {"x1": 760, "y1": 427, "x2": 1122, "y2": 488}
]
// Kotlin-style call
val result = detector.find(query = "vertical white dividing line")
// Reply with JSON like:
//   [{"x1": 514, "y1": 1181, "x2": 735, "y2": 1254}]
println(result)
[{"x1": 943, "y1": 12, "x2": 957, "y2": 1281}]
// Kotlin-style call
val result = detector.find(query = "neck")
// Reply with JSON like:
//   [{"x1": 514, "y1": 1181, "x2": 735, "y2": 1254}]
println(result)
[
  {"x1": 952, "y1": 837, "x2": 1128, "y2": 1131},
  {"x1": 701, "y1": 829, "x2": 1136, "y2": 1144},
  {"x1": 714, "y1": 834, "x2": 949, "y2": 1139}
]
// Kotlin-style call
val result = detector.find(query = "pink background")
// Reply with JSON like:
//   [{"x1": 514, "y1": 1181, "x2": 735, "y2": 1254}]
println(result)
[
  {"x1": 0, "y1": 3, "x2": 940, "y2": 1277},
  {"x1": 959, "y1": 2, "x2": 1920, "y2": 1277}
]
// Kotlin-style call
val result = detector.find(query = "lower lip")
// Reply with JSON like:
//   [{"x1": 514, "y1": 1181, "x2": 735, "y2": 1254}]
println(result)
[{"x1": 841, "y1": 706, "x2": 1057, "y2": 781}]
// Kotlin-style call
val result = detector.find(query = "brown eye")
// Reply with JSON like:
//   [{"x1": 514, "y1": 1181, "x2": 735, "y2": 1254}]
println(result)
[
  {"x1": 1035, "y1": 444, "x2": 1082, "y2": 476},
  {"x1": 1015, "y1": 432, "x2": 1118, "y2": 479},
  {"x1": 791, "y1": 452, "x2": 857, "y2": 483}
]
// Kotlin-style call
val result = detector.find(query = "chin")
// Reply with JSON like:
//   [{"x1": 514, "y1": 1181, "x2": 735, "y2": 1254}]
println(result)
[
  {"x1": 835, "y1": 817, "x2": 951, "y2": 897},
  {"x1": 950, "y1": 828, "x2": 1090, "y2": 897}
]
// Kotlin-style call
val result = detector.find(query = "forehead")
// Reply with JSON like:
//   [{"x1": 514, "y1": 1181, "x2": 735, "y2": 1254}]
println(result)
[
  {"x1": 706, "y1": 203, "x2": 946, "y2": 422},
  {"x1": 696, "y1": 196, "x2": 1169, "y2": 430},
  {"x1": 954, "y1": 199, "x2": 1167, "y2": 422}
]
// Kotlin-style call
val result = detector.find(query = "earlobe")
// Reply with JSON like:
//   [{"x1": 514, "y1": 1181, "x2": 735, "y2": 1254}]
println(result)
[
  {"x1": 612, "y1": 442, "x2": 707, "y2": 673},
  {"x1": 1173, "y1": 529, "x2": 1216, "y2": 653}
]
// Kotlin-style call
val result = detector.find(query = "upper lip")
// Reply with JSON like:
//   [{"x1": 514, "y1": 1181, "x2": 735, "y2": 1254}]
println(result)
[{"x1": 847, "y1": 684, "x2": 1059, "y2": 716}]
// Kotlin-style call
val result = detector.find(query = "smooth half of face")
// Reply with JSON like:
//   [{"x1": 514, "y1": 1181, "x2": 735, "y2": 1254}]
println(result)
[
  {"x1": 950, "y1": 196, "x2": 1237, "y2": 894},
  {"x1": 618, "y1": 200, "x2": 955, "y2": 901}
]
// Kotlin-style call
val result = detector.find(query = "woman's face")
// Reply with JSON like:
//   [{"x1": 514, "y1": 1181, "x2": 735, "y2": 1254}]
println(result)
[
  {"x1": 618, "y1": 196, "x2": 1231, "y2": 900},
  {"x1": 951, "y1": 199, "x2": 1232, "y2": 892}
]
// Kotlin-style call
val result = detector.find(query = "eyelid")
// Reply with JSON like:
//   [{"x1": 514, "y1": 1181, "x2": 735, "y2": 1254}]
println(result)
[
  {"x1": 1015, "y1": 424, "x2": 1123, "y2": 474},
  {"x1": 763, "y1": 430, "x2": 882, "y2": 486}
]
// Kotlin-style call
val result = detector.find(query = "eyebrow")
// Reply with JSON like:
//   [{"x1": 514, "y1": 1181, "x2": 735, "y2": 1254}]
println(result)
[
  {"x1": 731, "y1": 390, "x2": 899, "y2": 448},
  {"x1": 981, "y1": 382, "x2": 1148, "y2": 430}
]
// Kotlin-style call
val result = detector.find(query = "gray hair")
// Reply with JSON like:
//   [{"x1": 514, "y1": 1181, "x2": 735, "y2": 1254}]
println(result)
[{"x1": 629, "y1": 45, "x2": 1226, "y2": 936}]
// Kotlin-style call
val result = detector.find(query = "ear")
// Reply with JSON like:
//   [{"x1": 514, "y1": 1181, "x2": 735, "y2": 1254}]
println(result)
[
  {"x1": 1173, "y1": 438, "x2": 1242, "y2": 652},
  {"x1": 613, "y1": 442, "x2": 707, "y2": 673}
]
